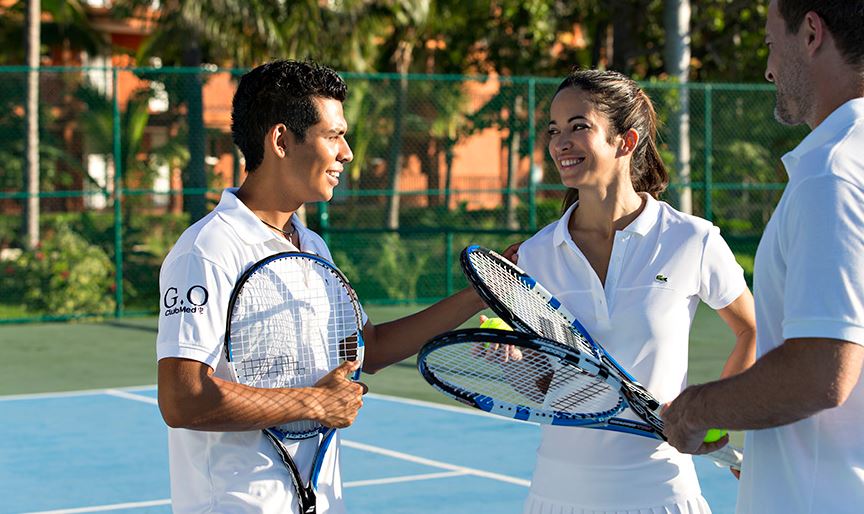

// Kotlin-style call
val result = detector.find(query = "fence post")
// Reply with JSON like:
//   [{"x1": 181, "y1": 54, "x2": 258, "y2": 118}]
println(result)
[
  {"x1": 527, "y1": 78, "x2": 537, "y2": 231},
  {"x1": 112, "y1": 66, "x2": 124, "y2": 317},
  {"x1": 703, "y1": 84, "x2": 713, "y2": 221},
  {"x1": 319, "y1": 201, "x2": 330, "y2": 247},
  {"x1": 445, "y1": 231, "x2": 454, "y2": 296}
]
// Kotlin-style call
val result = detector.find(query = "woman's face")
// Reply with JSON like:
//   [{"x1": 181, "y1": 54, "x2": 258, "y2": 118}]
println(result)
[{"x1": 547, "y1": 87, "x2": 628, "y2": 191}]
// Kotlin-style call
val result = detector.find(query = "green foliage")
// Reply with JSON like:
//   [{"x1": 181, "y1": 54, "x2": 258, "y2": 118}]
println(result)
[
  {"x1": 331, "y1": 233, "x2": 434, "y2": 302},
  {"x1": 0, "y1": 215, "x2": 18, "y2": 248},
  {"x1": 0, "y1": 1, "x2": 105, "y2": 65},
  {"x1": 0, "y1": 72, "x2": 88, "y2": 194},
  {"x1": 0, "y1": 210, "x2": 189, "y2": 313},
  {"x1": 733, "y1": 248, "x2": 756, "y2": 286},
  {"x1": 690, "y1": 1, "x2": 771, "y2": 81},
  {"x1": 17, "y1": 224, "x2": 115, "y2": 316},
  {"x1": 370, "y1": 234, "x2": 431, "y2": 300}
]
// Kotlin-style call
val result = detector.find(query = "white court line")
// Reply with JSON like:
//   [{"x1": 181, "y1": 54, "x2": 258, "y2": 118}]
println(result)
[
  {"x1": 103, "y1": 389, "x2": 158, "y2": 405},
  {"x1": 342, "y1": 440, "x2": 530, "y2": 487},
  {"x1": 19, "y1": 499, "x2": 170, "y2": 514},
  {"x1": 1, "y1": 386, "x2": 523, "y2": 424},
  {"x1": 345, "y1": 470, "x2": 468, "y2": 487},
  {"x1": 0, "y1": 385, "x2": 157, "y2": 402}
]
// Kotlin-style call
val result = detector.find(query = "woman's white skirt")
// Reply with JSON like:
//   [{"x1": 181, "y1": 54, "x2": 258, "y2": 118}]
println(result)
[{"x1": 523, "y1": 492, "x2": 712, "y2": 514}]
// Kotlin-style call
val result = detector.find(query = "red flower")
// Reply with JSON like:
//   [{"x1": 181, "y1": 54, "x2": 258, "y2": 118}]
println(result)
[{"x1": 60, "y1": 271, "x2": 70, "y2": 280}]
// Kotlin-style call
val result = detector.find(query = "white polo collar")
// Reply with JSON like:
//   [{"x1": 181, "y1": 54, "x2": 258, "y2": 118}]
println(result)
[
  {"x1": 552, "y1": 192, "x2": 660, "y2": 246},
  {"x1": 782, "y1": 97, "x2": 864, "y2": 180},
  {"x1": 213, "y1": 188, "x2": 299, "y2": 246}
]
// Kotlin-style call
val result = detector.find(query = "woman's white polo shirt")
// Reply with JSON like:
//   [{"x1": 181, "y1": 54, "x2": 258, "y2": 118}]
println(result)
[{"x1": 518, "y1": 193, "x2": 746, "y2": 511}]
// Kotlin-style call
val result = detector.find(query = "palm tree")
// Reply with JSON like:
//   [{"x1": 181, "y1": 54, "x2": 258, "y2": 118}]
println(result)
[
  {"x1": 25, "y1": 0, "x2": 40, "y2": 250},
  {"x1": 665, "y1": 0, "x2": 692, "y2": 214},
  {"x1": 0, "y1": 0, "x2": 104, "y2": 248},
  {"x1": 112, "y1": 0, "x2": 300, "y2": 222}
]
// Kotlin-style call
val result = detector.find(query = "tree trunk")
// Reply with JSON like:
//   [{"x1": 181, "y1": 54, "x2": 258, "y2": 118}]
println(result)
[
  {"x1": 425, "y1": 139, "x2": 441, "y2": 207},
  {"x1": 385, "y1": 74, "x2": 405, "y2": 229},
  {"x1": 443, "y1": 141, "x2": 454, "y2": 210},
  {"x1": 664, "y1": 0, "x2": 692, "y2": 213},
  {"x1": 505, "y1": 96, "x2": 522, "y2": 230},
  {"x1": 24, "y1": 0, "x2": 41, "y2": 249},
  {"x1": 182, "y1": 39, "x2": 207, "y2": 222},
  {"x1": 611, "y1": 1, "x2": 639, "y2": 73},
  {"x1": 386, "y1": 39, "x2": 414, "y2": 230}
]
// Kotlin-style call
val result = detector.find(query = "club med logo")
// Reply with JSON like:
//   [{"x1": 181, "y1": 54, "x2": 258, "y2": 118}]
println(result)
[{"x1": 163, "y1": 285, "x2": 209, "y2": 316}]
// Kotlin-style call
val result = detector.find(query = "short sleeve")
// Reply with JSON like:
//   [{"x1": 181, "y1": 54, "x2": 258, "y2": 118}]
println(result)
[
  {"x1": 782, "y1": 178, "x2": 864, "y2": 345},
  {"x1": 698, "y1": 226, "x2": 747, "y2": 310},
  {"x1": 156, "y1": 252, "x2": 235, "y2": 367}
]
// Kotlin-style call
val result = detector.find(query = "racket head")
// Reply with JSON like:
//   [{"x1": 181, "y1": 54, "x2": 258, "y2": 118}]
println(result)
[
  {"x1": 460, "y1": 245, "x2": 601, "y2": 358},
  {"x1": 225, "y1": 252, "x2": 364, "y2": 439},
  {"x1": 461, "y1": 245, "x2": 653, "y2": 390},
  {"x1": 418, "y1": 328, "x2": 627, "y2": 426}
]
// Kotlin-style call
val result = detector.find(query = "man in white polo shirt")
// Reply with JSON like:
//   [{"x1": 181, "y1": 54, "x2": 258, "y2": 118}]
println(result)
[
  {"x1": 156, "y1": 60, "x2": 486, "y2": 513},
  {"x1": 662, "y1": 1, "x2": 864, "y2": 512}
]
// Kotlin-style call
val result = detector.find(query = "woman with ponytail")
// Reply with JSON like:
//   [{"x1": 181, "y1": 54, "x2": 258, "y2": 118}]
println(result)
[{"x1": 514, "y1": 69, "x2": 756, "y2": 514}]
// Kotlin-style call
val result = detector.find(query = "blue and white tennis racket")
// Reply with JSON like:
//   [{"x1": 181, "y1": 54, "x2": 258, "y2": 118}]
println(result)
[
  {"x1": 225, "y1": 252, "x2": 365, "y2": 514},
  {"x1": 419, "y1": 328, "x2": 742, "y2": 469},
  {"x1": 459, "y1": 245, "x2": 741, "y2": 466}
]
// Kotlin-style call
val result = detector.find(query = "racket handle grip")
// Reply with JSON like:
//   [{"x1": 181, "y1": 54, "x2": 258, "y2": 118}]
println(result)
[{"x1": 707, "y1": 444, "x2": 743, "y2": 471}]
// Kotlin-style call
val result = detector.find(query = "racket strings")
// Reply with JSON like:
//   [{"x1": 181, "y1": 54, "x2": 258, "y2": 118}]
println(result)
[
  {"x1": 469, "y1": 254, "x2": 597, "y2": 357},
  {"x1": 426, "y1": 341, "x2": 622, "y2": 417},
  {"x1": 229, "y1": 256, "x2": 362, "y2": 439},
  {"x1": 544, "y1": 367, "x2": 620, "y2": 412}
]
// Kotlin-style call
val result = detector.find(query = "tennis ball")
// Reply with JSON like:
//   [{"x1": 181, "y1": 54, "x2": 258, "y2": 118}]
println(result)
[
  {"x1": 480, "y1": 317, "x2": 512, "y2": 331},
  {"x1": 703, "y1": 428, "x2": 727, "y2": 443}
]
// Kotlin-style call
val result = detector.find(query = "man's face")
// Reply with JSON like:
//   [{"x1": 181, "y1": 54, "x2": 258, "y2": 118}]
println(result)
[
  {"x1": 282, "y1": 97, "x2": 353, "y2": 204},
  {"x1": 764, "y1": 0, "x2": 813, "y2": 126}
]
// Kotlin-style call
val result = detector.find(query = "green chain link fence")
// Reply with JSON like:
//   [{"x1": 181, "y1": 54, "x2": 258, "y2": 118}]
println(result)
[{"x1": 0, "y1": 67, "x2": 809, "y2": 323}]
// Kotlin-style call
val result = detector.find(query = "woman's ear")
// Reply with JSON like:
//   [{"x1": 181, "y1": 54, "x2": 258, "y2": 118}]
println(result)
[{"x1": 619, "y1": 128, "x2": 640, "y2": 156}]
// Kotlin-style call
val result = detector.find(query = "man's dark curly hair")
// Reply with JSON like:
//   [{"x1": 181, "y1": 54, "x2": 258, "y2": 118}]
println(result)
[{"x1": 231, "y1": 60, "x2": 348, "y2": 172}]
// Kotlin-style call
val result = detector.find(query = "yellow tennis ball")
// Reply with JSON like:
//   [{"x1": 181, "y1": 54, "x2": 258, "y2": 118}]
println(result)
[
  {"x1": 480, "y1": 317, "x2": 512, "y2": 330},
  {"x1": 704, "y1": 428, "x2": 727, "y2": 443}
]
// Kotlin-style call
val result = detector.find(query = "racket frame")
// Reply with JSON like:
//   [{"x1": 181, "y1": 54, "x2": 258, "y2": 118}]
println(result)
[
  {"x1": 461, "y1": 246, "x2": 658, "y2": 411},
  {"x1": 419, "y1": 328, "x2": 742, "y2": 470},
  {"x1": 419, "y1": 328, "x2": 628, "y2": 427},
  {"x1": 458, "y1": 245, "x2": 742, "y2": 468},
  {"x1": 224, "y1": 251, "x2": 365, "y2": 513}
]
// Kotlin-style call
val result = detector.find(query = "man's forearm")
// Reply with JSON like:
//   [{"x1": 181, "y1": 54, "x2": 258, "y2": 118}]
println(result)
[
  {"x1": 363, "y1": 286, "x2": 484, "y2": 372},
  {"x1": 684, "y1": 339, "x2": 864, "y2": 431}
]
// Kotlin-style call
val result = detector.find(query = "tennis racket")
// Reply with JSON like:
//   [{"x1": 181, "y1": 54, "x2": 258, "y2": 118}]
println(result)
[
  {"x1": 419, "y1": 328, "x2": 742, "y2": 469},
  {"x1": 225, "y1": 251, "x2": 365, "y2": 514},
  {"x1": 460, "y1": 245, "x2": 740, "y2": 458}
]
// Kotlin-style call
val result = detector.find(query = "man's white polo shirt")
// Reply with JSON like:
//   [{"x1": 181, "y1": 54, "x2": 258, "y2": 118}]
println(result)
[
  {"x1": 157, "y1": 188, "x2": 363, "y2": 514},
  {"x1": 737, "y1": 99, "x2": 864, "y2": 514},
  {"x1": 518, "y1": 193, "x2": 746, "y2": 510}
]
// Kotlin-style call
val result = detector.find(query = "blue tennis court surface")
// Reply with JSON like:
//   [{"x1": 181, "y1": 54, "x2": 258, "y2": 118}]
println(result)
[{"x1": 0, "y1": 387, "x2": 738, "y2": 513}]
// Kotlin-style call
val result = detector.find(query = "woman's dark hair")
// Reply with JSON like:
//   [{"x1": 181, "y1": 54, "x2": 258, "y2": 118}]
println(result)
[
  {"x1": 555, "y1": 69, "x2": 668, "y2": 212},
  {"x1": 231, "y1": 59, "x2": 348, "y2": 172}
]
